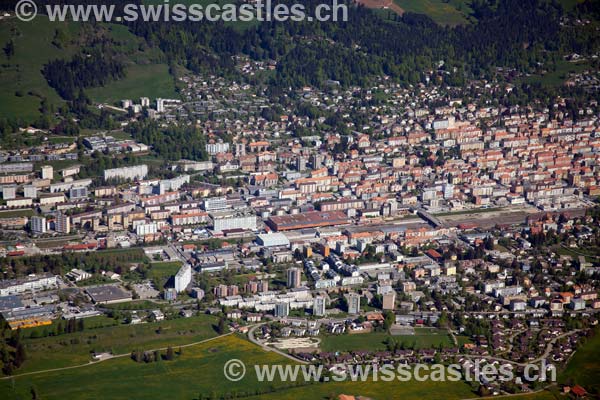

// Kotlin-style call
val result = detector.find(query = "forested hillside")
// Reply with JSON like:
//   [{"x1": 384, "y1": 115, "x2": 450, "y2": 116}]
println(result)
[{"x1": 0, "y1": 0, "x2": 599, "y2": 127}]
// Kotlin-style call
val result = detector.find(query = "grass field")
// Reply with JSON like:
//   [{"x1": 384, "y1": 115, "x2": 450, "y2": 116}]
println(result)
[
  {"x1": 12, "y1": 314, "x2": 218, "y2": 374},
  {"x1": 21, "y1": 316, "x2": 119, "y2": 339},
  {"x1": 143, "y1": 261, "x2": 183, "y2": 290},
  {"x1": 249, "y1": 379, "x2": 474, "y2": 400},
  {"x1": 5, "y1": 328, "x2": 597, "y2": 400},
  {"x1": 86, "y1": 63, "x2": 178, "y2": 105},
  {"x1": 0, "y1": 17, "x2": 79, "y2": 121},
  {"x1": 146, "y1": 261, "x2": 183, "y2": 283},
  {"x1": 558, "y1": 329, "x2": 600, "y2": 394},
  {"x1": 319, "y1": 328, "x2": 460, "y2": 352},
  {"x1": 0, "y1": 16, "x2": 175, "y2": 121},
  {"x1": 393, "y1": 0, "x2": 474, "y2": 26},
  {"x1": 0, "y1": 335, "x2": 297, "y2": 400},
  {"x1": 0, "y1": 334, "x2": 477, "y2": 400},
  {"x1": 521, "y1": 60, "x2": 592, "y2": 87}
]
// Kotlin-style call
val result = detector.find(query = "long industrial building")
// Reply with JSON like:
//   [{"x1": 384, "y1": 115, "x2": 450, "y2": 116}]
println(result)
[
  {"x1": 104, "y1": 165, "x2": 148, "y2": 181},
  {"x1": 266, "y1": 211, "x2": 349, "y2": 232}
]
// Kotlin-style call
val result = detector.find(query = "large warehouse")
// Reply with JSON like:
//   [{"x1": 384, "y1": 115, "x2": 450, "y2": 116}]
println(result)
[
  {"x1": 266, "y1": 211, "x2": 349, "y2": 232},
  {"x1": 256, "y1": 232, "x2": 291, "y2": 247}
]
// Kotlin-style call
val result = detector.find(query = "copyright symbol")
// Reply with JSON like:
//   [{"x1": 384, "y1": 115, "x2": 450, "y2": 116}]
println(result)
[
  {"x1": 223, "y1": 359, "x2": 246, "y2": 382},
  {"x1": 15, "y1": 0, "x2": 38, "y2": 22}
]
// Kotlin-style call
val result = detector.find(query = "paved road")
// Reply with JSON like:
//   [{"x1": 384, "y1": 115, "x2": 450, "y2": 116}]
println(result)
[
  {"x1": 462, "y1": 329, "x2": 580, "y2": 367},
  {"x1": 247, "y1": 323, "x2": 309, "y2": 365}
]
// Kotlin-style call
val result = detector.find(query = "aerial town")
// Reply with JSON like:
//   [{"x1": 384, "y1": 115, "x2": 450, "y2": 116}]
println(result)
[
  {"x1": 1, "y1": 0, "x2": 600, "y2": 395},
  {"x1": 0, "y1": 65, "x2": 599, "y2": 398}
]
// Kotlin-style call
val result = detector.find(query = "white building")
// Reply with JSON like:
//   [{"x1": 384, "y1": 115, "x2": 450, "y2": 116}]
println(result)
[
  {"x1": 55, "y1": 212, "x2": 71, "y2": 234},
  {"x1": 41, "y1": 165, "x2": 54, "y2": 180},
  {"x1": 174, "y1": 264, "x2": 192, "y2": 293},
  {"x1": 274, "y1": 302, "x2": 290, "y2": 317},
  {"x1": 31, "y1": 216, "x2": 47, "y2": 234},
  {"x1": 205, "y1": 141, "x2": 230, "y2": 155},
  {"x1": 135, "y1": 223, "x2": 157, "y2": 236},
  {"x1": 0, "y1": 273, "x2": 58, "y2": 296},
  {"x1": 345, "y1": 293, "x2": 361, "y2": 314},
  {"x1": 104, "y1": 165, "x2": 148, "y2": 181},
  {"x1": 313, "y1": 296, "x2": 326, "y2": 316},
  {"x1": 287, "y1": 267, "x2": 301, "y2": 288},
  {"x1": 158, "y1": 175, "x2": 190, "y2": 194},
  {"x1": 23, "y1": 185, "x2": 37, "y2": 199},
  {"x1": 2, "y1": 185, "x2": 16, "y2": 200},
  {"x1": 211, "y1": 211, "x2": 257, "y2": 233},
  {"x1": 66, "y1": 268, "x2": 92, "y2": 282},
  {"x1": 203, "y1": 196, "x2": 228, "y2": 211}
]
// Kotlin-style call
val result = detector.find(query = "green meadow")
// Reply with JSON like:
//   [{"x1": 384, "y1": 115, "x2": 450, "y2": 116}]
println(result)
[
  {"x1": 558, "y1": 328, "x2": 600, "y2": 394},
  {"x1": 86, "y1": 63, "x2": 178, "y2": 105},
  {"x1": 0, "y1": 16, "x2": 176, "y2": 121},
  {"x1": 394, "y1": 0, "x2": 474, "y2": 26},
  {"x1": 0, "y1": 17, "x2": 79, "y2": 121},
  {"x1": 0, "y1": 334, "x2": 476, "y2": 400},
  {"x1": 2, "y1": 327, "x2": 598, "y2": 399},
  {"x1": 320, "y1": 328, "x2": 462, "y2": 352},
  {"x1": 10, "y1": 314, "x2": 218, "y2": 374}
]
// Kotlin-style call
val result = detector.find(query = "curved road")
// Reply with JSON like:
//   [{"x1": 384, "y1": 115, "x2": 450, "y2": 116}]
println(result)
[
  {"x1": 247, "y1": 323, "x2": 309, "y2": 365},
  {"x1": 461, "y1": 329, "x2": 580, "y2": 367}
]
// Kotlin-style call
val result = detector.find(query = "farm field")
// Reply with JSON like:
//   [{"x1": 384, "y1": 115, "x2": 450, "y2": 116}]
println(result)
[
  {"x1": 249, "y1": 378, "x2": 475, "y2": 400},
  {"x1": 319, "y1": 328, "x2": 463, "y2": 352},
  {"x1": 0, "y1": 334, "x2": 296, "y2": 400},
  {"x1": 0, "y1": 334, "x2": 476, "y2": 400},
  {"x1": 558, "y1": 328, "x2": 600, "y2": 395},
  {"x1": 2, "y1": 328, "x2": 598, "y2": 399},
  {"x1": 86, "y1": 63, "x2": 178, "y2": 105},
  {"x1": 8, "y1": 314, "x2": 218, "y2": 375}
]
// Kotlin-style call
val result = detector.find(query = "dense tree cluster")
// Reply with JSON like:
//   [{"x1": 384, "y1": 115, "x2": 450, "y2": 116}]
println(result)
[
  {"x1": 0, "y1": 249, "x2": 145, "y2": 279},
  {"x1": 43, "y1": 50, "x2": 125, "y2": 100},
  {"x1": 122, "y1": 0, "x2": 591, "y2": 89},
  {"x1": 127, "y1": 121, "x2": 208, "y2": 161}
]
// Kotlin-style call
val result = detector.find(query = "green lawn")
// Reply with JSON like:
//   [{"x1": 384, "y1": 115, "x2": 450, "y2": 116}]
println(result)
[
  {"x1": 21, "y1": 316, "x2": 119, "y2": 340},
  {"x1": 320, "y1": 328, "x2": 456, "y2": 352},
  {"x1": 394, "y1": 0, "x2": 474, "y2": 26},
  {"x1": 11, "y1": 314, "x2": 218, "y2": 374},
  {"x1": 95, "y1": 247, "x2": 147, "y2": 260},
  {"x1": 86, "y1": 63, "x2": 178, "y2": 105},
  {"x1": 251, "y1": 379, "x2": 474, "y2": 400}
]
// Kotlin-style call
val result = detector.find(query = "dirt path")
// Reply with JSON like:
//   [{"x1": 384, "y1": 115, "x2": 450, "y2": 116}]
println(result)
[{"x1": 1, "y1": 332, "x2": 233, "y2": 380}]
